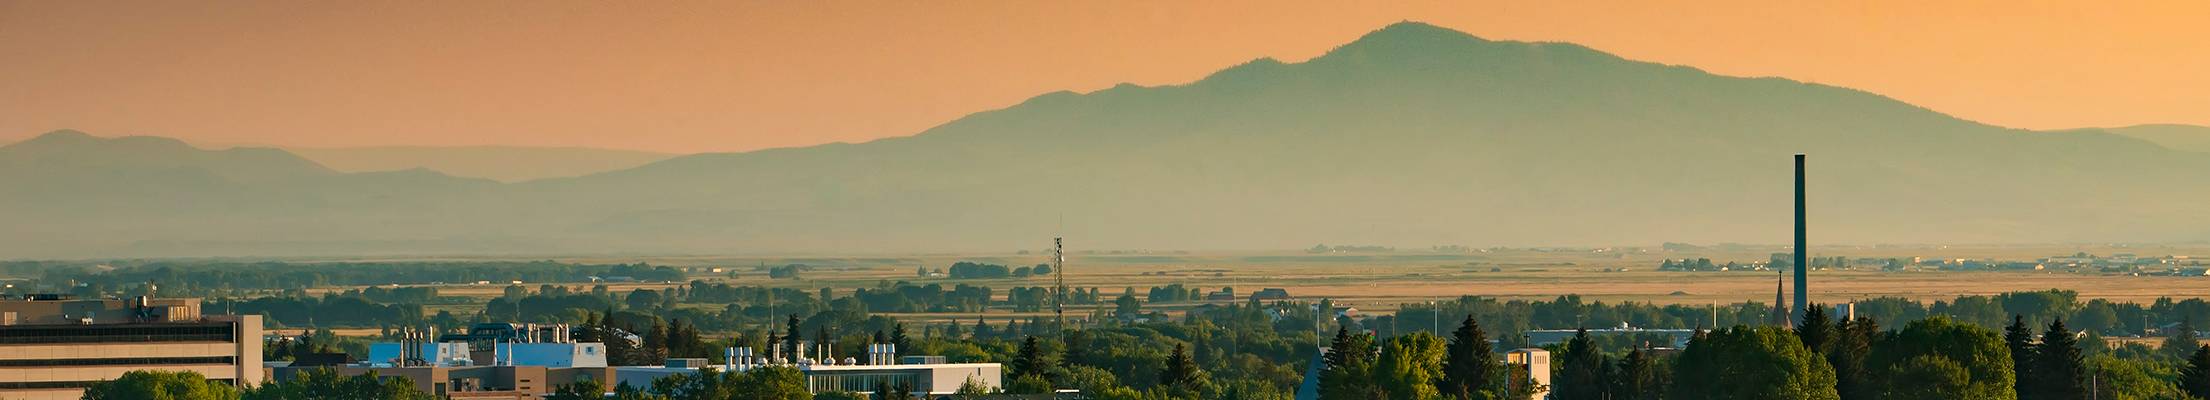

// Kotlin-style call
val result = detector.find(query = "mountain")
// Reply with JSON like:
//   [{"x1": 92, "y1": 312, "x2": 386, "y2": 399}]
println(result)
[
  {"x1": 8, "y1": 22, "x2": 2210, "y2": 258},
  {"x1": 287, "y1": 145, "x2": 676, "y2": 182},
  {"x1": 0, "y1": 130, "x2": 501, "y2": 257},
  {"x1": 2102, "y1": 124, "x2": 2210, "y2": 153}
]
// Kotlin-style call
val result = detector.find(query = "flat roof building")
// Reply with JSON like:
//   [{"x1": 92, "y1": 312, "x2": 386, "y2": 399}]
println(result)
[
  {"x1": 0, "y1": 296, "x2": 263, "y2": 400},
  {"x1": 1506, "y1": 349, "x2": 1551, "y2": 400}
]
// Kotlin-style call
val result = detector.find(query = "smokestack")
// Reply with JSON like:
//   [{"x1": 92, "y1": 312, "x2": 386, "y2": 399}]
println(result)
[{"x1": 1792, "y1": 154, "x2": 1808, "y2": 325}]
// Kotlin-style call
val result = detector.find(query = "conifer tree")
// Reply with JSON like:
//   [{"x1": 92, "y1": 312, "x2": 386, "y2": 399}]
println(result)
[
  {"x1": 1321, "y1": 327, "x2": 1381, "y2": 400},
  {"x1": 1831, "y1": 317, "x2": 1879, "y2": 400},
  {"x1": 1614, "y1": 348, "x2": 1663, "y2": 400},
  {"x1": 2032, "y1": 318, "x2": 2088, "y2": 400},
  {"x1": 1553, "y1": 329, "x2": 1612, "y2": 400},
  {"x1": 2167, "y1": 319, "x2": 2202, "y2": 361},
  {"x1": 890, "y1": 322, "x2": 912, "y2": 358},
  {"x1": 643, "y1": 320, "x2": 670, "y2": 364},
  {"x1": 2181, "y1": 345, "x2": 2210, "y2": 399},
  {"x1": 1161, "y1": 342, "x2": 1203, "y2": 389},
  {"x1": 1062, "y1": 329, "x2": 1090, "y2": 368},
  {"x1": 1798, "y1": 304, "x2": 1833, "y2": 352},
  {"x1": 1011, "y1": 336, "x2": 1051, "y2": 379},
  {"x1": 2005, "y1": 315, "x2": 2038, "y2": 400},
  {"x1": 782, "y1": 314, "x2": 802, "y2": 359},
  {"x1": 1440, "y1": 315, "x2": 1502, "y2": 399}
]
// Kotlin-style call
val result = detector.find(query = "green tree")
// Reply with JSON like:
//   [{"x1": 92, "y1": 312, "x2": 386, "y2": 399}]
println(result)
[
  {"x1": 1668, "y1": 326, "x2": 1839, "y2": 400},
  {"x1": 1830, "y1": 317, "x2": 1878, "y2": 400},
  {"x1": 874, "y1": 382, "x2": 915, "y2": 400},
  {"x1": 2031, "y1": 319, "x2": 2089, "y2": 400},
  {"x1": 2166, "y1": 320, "x2": 2201, "y2": 361},
  {"x1": 1613, "y1": 348, "x2": 1664, "y2": 400},
  {"x1": 1372, "y1": 332, "x2": 1446, "y2": 400},
  {"x1": 546, "y1": 379, "x2": 605, "y2": 400},
  {"x1": 1005, "y1": 374, "x2": 1055, "y2": 395},
  {"x1": 1553, "y1": 329, "x2": 1612, "y2": 400},
  {"x1": 2091, "y1": 356, "x2": 2189, "y2": 400},
  {"x1": 2183, "y1": 345, "x2": 2210, "y2": 399},
  {"x1": 784, "y1": 314, "x2": 803, "y2": 359},
  {"x1": 644, "y1": 319, "x2": 671, "y2": 364},
  {"x1": 1063, "y1": 328, "x2": 1092, "y2": 368},
  {"x1": 1012, "y1": 336, "x2": 1053, "y2": 379},
  {"x1": 956, "y1": 376, "x2": 993, "y2": 398},
  {"x1": 1865, "y1": 317, "x2": 2014, "y2": 400},
  {"x1": 1161, "y1": 342, "x2": 1205, "y2": 390},
  {"x1": 1115, "y1": 292, "x2": 1143, "y2": 320},
  {"x1": 1321, "y1": 328, "x2": 1382, "y2": 400},
  {"x1": 1439, "y1": 316, "x2": 1503, "y2": 399},
  {"x1": 1880, "y1": 355, "x2": 1978, "y2": 400},
  {"x1": 243, "y1": 368, "x2": 435, "y2": 400},
  {"x1": 83, "y1": 370, "x2": 240, "y2": 400},
  {"x1": 1797, "y1": 304, "x2": 1833, "y2": 352},
  {"x1": 2005, "y1": 315, "x2": 2039, "y2": 400},
  {"x1": 732, "y1": 366, "x2": 812, "y2": 400},
  {"x1": 891, "y1": 322, "x2": 913, "y2": 358}
]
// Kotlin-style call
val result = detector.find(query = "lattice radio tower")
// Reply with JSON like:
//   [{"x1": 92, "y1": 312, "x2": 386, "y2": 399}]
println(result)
[{"x1": 1054, "y1": 237, "x2": 1068, "y2": 337}]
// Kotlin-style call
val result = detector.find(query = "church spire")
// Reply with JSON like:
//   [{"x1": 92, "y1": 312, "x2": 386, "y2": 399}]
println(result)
[{"x1": 1771, "y1": 270, "x2": 1791, "y2": 327}]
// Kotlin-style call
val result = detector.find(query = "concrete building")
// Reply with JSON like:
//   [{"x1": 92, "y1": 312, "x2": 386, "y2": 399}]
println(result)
[
  {"x1": 1506, "y1": 348, "x2": 1551, "y2": 400},
  {"x1": 0, "y1": 296, "x2": 263, "y2": 400},
  {"x1": 798, "y1": 362, "x2": 1002, "y2": 394},
  {"x1": 270, "y1": 364, "x2": 611, "y2": 400},
  {"x1": 283, "y1": 340, "x2": 999, "y2": 398}
]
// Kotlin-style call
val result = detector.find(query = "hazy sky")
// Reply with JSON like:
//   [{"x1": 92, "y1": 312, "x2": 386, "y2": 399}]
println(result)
[{"x1": 3, "y1": 1, "x2": 2204, "y2": 153}]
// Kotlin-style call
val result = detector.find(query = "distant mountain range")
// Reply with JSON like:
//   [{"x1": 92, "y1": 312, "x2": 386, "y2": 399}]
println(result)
[
  {"x1": 287, "y1": 145, "x2": 675, "y2": 182},
  {"x1": 2101, "y1": 124, "x2": 2210, "y2": 154},
  {"x1": 7, "y1": 22, "x2": 2209, "y2": 259}
]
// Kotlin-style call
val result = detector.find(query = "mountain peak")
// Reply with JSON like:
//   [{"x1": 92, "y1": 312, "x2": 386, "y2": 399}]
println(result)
[
  {"x1": 1343, "y1": 21, "x2": 1487, "y2": 49},
  {"x1": 7, "y1": 129, "x2": 98, "y2": 148}
]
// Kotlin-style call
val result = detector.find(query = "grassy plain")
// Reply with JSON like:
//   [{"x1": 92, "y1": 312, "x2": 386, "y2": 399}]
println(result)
[{"x1": 317, "y1": 243, "x2": 2210, "y2": 316}]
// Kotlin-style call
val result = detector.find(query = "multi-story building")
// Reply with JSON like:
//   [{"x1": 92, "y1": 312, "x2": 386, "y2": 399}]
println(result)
[
  {"x1": 1506, "y1": 348, "x2": 1551, "y2": 400},
  {"x1": 0, "y1": 296, "x2": 263, "y2": 400}
]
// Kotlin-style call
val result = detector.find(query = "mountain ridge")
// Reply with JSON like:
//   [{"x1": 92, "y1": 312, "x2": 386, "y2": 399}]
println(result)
[
  {"x1": 286, "y1": 145, "x2": 677, "y2": 182},
  {"x1": 6, "y1": 21, "x2": 2208, "y2": 258}
]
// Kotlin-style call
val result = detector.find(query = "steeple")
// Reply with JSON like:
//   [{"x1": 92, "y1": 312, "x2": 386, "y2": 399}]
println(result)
[{"x1": 1771, "y1": 271, "x2": 1791, "y2": 327}]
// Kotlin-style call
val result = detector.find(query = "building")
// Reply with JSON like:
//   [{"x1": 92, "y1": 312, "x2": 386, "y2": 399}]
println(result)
[
  {"x1": 0, "y1": 296, "x2": 263, "y2": 400},
  {"x1": 281, "y1": 338, "x2": 999, "y2": 398},
  {"x1": 1524, "y1": 323, "x2": 1699, "y2": 348},
  {"x1": 1250, "y1": 288, "x2": 1291, "y2": 301},
  {"x1": 270, "y1": 364, "x2": 610, "y2": 400},
  {"x1": 731, "y1": 343, "x2": 1001, "y2": 395},
  {"x1": 1506, "y1": 348, "x2": 1551, "y2": 400}
]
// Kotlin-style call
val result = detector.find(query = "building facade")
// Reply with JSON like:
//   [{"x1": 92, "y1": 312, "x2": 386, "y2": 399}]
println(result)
[{"x1": 0, "y1": 296, "x2": 263, "y2": 400}]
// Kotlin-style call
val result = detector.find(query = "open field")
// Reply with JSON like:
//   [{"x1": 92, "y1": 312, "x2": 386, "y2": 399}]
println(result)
[{"x1": 289, "y1": 243, "x2": 2210, "y2": 312}]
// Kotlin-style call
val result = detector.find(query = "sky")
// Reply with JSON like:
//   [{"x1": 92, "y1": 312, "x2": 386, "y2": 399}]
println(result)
[{"x1": 2, "y1": 1, "x2": 2205, "y2": 153}]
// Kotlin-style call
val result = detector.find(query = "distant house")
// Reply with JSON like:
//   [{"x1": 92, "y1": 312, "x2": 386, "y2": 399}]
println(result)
[
  {"x1": 1250, "y1": 288, "x2": 1291, "y2": 301},
  {"x1": 1205, "y1": 288, "x2": 1237, "y2": 301}
]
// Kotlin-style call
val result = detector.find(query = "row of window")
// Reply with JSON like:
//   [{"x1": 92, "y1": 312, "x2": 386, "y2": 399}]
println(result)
[
  {"x1": 808, "y1": 372, "x2": 925, "y2": 393},
  {"x1": 0, "y1": 324, "x2": 235, "y2": 344},
  {"x1": 0, "y1": 379, "x2": 234, "y2": 389},
  {"x1": 0, "y1": 356, "x2": 234, "y2": 367}
]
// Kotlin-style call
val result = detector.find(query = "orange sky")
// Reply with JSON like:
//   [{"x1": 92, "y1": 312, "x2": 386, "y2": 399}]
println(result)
[{"x1": 2, "y1": 1, "x2": 2204, "y2": 153}]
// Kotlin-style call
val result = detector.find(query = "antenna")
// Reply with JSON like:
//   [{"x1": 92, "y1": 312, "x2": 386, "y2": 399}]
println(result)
[{"x1": 1065, "y1": 236, "x2": 1074, "y2": 342}]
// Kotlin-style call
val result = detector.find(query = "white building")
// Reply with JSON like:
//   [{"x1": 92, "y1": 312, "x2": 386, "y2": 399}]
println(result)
[{"x1": 1508, "y1": 348, "x2": 1551, "y2": 400}]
